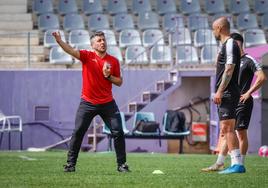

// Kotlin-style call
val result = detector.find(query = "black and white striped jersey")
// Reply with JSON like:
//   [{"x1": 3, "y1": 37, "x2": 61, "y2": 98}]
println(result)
[
  {"x1": 239, "y1": 54, "x2": 262, "y2": 94},
  {"x1": 216, "y1": 37, "x2": 241, "y2": 96}
]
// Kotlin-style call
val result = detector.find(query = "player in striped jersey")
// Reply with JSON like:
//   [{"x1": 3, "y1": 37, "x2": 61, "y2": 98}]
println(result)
[{"x1": 202, "y1": 32, "x2": 266, "y2": 173}]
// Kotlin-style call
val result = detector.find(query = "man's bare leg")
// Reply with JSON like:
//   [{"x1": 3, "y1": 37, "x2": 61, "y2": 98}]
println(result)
[
  {"x1": 236, "y1": 129, "x2": 248, "y2": 165},
  {"x1": 201, "y1": 126, "x2": 228, "y2": 172}
]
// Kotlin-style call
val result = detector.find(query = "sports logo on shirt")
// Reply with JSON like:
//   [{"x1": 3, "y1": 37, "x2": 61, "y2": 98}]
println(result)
[
  {"x1": 222, "y1": 112, "x2": 229, "y2": 117},
  {"x1": 238, "y1": 122, "x2": 245, "y2": 128}
]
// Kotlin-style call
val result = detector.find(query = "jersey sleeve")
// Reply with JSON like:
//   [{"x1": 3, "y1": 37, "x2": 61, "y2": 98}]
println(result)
[
  {"x1": 226, "y1": 38, "x2": 238, "y2": 65},
  {"x1": 79, "y1": 50, "x2": 92, "y2": 63},
  {"x1": 247, "y1": 55, "x2": 262, "y2": 72}
]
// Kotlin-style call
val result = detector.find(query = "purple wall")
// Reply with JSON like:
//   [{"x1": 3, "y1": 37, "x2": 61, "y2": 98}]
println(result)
[
  {"x1": 0, "y1": 70, "x2": 263, "y2": 153},
  {"x1": 0, "y1": 70, "x2": 168, "y2": 151}
]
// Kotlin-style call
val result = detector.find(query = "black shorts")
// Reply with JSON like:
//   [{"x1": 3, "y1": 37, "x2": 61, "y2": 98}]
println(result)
[
  {"x1": 235, "y1": 96, "x2": 253, "y2": 130},
  {"x1": 218, "y1": 94, "x2": 239, "y2": 121}
]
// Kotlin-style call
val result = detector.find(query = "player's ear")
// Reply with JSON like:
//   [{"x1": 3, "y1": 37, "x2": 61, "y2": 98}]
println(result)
[{"x1": 217, "y1": 25, "x2": 222, "y2": 32}]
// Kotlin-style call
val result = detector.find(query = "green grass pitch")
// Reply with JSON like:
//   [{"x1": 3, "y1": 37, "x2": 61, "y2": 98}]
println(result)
[{"x1": 0, "y1": 151, "x2": 267, "y2": 188}]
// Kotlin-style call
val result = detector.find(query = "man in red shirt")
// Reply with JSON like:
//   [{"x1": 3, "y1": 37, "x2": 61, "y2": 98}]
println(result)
[{"x1": 52, "y1": 31, "x2": 130, "y2": 173}]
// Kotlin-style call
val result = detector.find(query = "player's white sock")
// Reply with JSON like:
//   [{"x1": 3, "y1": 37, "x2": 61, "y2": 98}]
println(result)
[
  {"x1": 230, "y1": 149, "x2": 242, "y2": 165},
  {"x1": 216, "y1": 154, "x2": 226, "y2": 165},
  {"x1": 241, "y1": 155, "x2": 246, "y2": 165}
]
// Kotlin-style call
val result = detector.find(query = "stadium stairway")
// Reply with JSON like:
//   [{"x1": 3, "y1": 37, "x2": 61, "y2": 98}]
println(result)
[
  {"x1": 128, "y1": 68, "x2": 185, "y2": 113},
  {"x1": 125, "y1": 69, "x2": 181, "y2": 122},
  {"x1": 0, "y1": 0, "x2": 46, "y2": 69},
  {"x1": 124, "y1": 66, "x2": 214, "y2": 123},
  {"x1": 128, "y1": 80, "x2": 174, "y2": 113}
]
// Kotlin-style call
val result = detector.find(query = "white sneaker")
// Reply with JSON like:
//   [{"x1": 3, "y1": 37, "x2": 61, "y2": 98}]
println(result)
[{"x1": 201, "y1": 163, "x2": 224, "y2": 172}]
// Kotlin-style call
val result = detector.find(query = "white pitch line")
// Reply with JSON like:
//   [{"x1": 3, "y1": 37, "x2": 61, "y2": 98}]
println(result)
[{"x1": 19, "y1": 155, "x2": 37, "y2": 161}]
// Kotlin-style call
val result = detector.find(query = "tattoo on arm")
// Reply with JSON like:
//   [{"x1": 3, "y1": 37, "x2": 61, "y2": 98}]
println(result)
[{"x1": 218, "y1": 64, "x2": 235, "y2": 92}]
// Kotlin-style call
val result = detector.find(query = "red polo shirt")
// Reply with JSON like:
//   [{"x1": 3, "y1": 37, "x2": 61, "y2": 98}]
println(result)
[{"x1": 79, "y1": 50, "x2": 121, "y2": 104}]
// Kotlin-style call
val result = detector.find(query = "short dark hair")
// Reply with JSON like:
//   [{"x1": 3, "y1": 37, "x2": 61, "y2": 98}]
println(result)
[
  {"x1": 230, "y1": 32, "x2": 244, "y2": 45},
  {"x1": 90, "y1": 31, "x2": 105, "y2": 40}
]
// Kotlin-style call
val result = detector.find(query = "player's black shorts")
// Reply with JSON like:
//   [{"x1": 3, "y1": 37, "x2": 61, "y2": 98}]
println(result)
[
  {"x1": 235, "y1": 96, "x2": 253, "y2": 130},
  {"x1": 218, "y1": 93, "x2": 239, "y2": 121}
]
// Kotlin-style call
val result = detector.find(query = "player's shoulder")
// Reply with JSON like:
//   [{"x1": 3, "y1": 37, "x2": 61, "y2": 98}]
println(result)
[
  {"x1": 225, "y1": 37, "x2": 238, "y2": 49},
  {"x1": 226, "y1": 37, "x2": 235, "y2": 44},
  {"x1": 242, "y1": 54, "x2": 262, "y2": 70},
  {"x1": 227, "y1": 37, "x2": 240, "y2": 48},
  {"x1": 244, "y1": 54, "x2": 255, "y2": 60},
  {"x1": 243, "y1": 54, "x2": 258, "y2": 64}
]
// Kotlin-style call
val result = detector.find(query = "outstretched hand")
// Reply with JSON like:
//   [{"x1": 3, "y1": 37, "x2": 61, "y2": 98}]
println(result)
[{"x1": 52, "y1": 31, "x2": 61, "y2": 42}]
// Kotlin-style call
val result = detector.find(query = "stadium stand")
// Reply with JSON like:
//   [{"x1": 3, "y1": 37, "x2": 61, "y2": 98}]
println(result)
[
  {"x1": 68, "y1": 29, "x2": 90, "y2": 47},
  {"x1": 113, "y1": 13, "x2": 135, "y2": 32},
  {"x1": 194, "y1": 29, "x2": 217, "y2": 48},
  {"x1": 88, "y1": 13, "x2": 109, "y2": 31},
  {"x1": 119, "y1": 29, "x2": 142, "y2": 48},
  {"x1": 142, "y1": 29, "x2": 164, "y2": 47},
  {"x1": 162, "y1": 13, "x2": 185, "y2": 32},
  {"x1": 82, "y1": 0, "x2": 103, "y2": 15},
  {"x1": 138, "y1": 11, "x2": 160, "y2": 30},
  {"x1": 200, "y1": 45, "x2": 218, "y2": 64},
  {"x1": 102, "y1": 29, "x2": 117, "y2": 46},
  {"x1": 243, "y1": 28, "x2": 267, "y2": 47},
  {"x1": 169, "y1": 28, "x2": 192, "y2": 46},
  {"x1": 49, "y1": 46, "x2": 73, "y2": 64},
  {"x1": 132, "y1": 0, "x2": 152, "y2": 15},
  {"x1": 180, "y1": 0, "x2": 201, "y2": 15},
  {"x1": 156, "y1": 0, "x2": 177, "y2": 15},
  {"x1": 76, "y1": 44, "x2": 92, "y2": 51},
  {"x1": 125, "y1": 45, "x2": 148, "y2": 64},
  {"x1": 107, "y1": 0, "x2": 128, "y2": 15},
  {"x1": 150, "y1": 45, "x2": 172, "y2": 64},
  {"x1": 175, "y1": 45, "x2": 199, "y2": 64},
  {"x1": 236, "y1": 13, "x2": 259, "y2": 31},
  {"x1": 0, "y1": 0, "x2": 267, "y2": 69},
  {"x1": 63, "y1": 13, "x2": 85, "y2": 32},
  {"x1": 32, "y1": 0, "x2": 53, "y2": 15},
  {"x1": 187, "y1": 14, "x2": 209, "y2": 32},
  {"x1": 57, "y1": 0, "x2": 78, "y2": 15},
  {"x1": 254, "y1": 0, "x2": 268, "y2": 15},
  {"x1": 38, "y1": 13, "x2": 59, "y2": 31},
  {"x1": 228, "y1": 0, "x2": 250, "y2": 15},
  {"x1": 44, "y1": 30, "x2": 66, "y2": 48},
  {"x1": 261, "y1": 13, "x2": 268, "y2": 30},
  {"x1": 204, "y1": 0, "x2": 225, "y2": 15}
]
